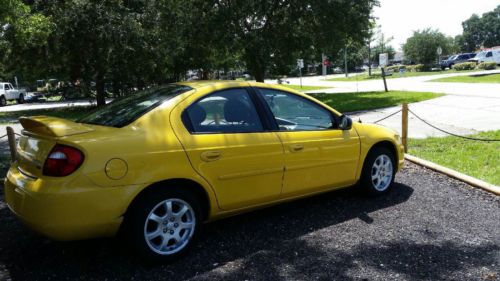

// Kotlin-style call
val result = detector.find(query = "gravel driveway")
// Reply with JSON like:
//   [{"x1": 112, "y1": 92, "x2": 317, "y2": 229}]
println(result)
[{"x1": 0, "y1": 163, "x2": 498, "y2": 281}]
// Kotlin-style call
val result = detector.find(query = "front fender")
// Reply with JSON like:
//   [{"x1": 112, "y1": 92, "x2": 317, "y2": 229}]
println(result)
[{"x1": 353, "y1": 122, "x2": 404, "y2": 180}]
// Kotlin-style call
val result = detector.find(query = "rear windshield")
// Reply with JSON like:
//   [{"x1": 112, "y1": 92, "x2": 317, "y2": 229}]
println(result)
[{"x1": 78, "y1": 84, "x2": 192, "y2": 127}]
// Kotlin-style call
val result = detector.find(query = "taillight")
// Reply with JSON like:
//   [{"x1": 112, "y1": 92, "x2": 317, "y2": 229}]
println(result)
[{"x1": 43, "y1": 144, "x2": 84, "y2": 177}]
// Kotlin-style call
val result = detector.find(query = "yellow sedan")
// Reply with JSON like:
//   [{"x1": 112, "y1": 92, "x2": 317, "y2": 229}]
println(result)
[{"x1": 4, "y1": 81, "x2": 404, "y2": 262}]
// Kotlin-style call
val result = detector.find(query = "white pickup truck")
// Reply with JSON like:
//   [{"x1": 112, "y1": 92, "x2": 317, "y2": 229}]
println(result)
[{"x1": 0, "y1": 82, "x2": 26, "y2": 106}]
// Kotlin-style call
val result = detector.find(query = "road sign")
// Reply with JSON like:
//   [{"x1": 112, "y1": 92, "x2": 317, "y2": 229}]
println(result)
[
  {"x1": 437, "y1": 47, "x2": 443, "y2": 55},
  {"x1": 297, "y1": 59, "x2": 304, "y2": 69},
  {"x1": 323, "y1": 59, "x2": 330, "y2": 66},
  {"x1": 379, "y1": 53, "x2": 388, "y2": 67}
]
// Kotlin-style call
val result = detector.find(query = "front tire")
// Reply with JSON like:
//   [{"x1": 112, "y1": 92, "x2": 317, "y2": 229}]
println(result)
[
  {"x1": 360, "y1": 147, "x2": 395, "y2": 195},
  {"x1": 0, "y1": 96, "x2": 6, "y2": 106},
  {"x1": 125, "y1": 188, "x2": 202, "y2": 263}
]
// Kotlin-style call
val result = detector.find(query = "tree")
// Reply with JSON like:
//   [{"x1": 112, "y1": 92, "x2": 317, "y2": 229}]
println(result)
[
  {"x1": 216, "y1": 0, "x2": 377, "y2": 82},
  {"x1": 403, "y1": 28, "x2": 452, "y2": 67},
  {"x1": 0, "y1": 0, "x2": 52, "y2": 82},
  {"x1": 460, "y1": 5, "x2": 500, "y2": 52}
]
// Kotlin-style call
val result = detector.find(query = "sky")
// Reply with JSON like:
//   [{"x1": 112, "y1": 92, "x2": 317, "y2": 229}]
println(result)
[{"x1": 373, "y1": 0, "x2": 499, "y2": 50}]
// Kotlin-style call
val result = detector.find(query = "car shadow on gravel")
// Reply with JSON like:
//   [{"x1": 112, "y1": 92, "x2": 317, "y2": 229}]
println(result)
[{"x1": 0, "y1": 182, "x2": 495, "y2": 280}]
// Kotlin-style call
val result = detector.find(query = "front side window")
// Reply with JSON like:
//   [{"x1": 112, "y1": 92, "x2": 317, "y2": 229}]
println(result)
[
  {"x1": 78, "y1": 84, "x2": 192, "y2": 127},
  {"x1": 256, "y1": 88, "x2": 335, "y2": 131},
  {"x1": 184, "y1": 88, "x2": 263, "y2": 133},
  {"x1": 486, "y1": 52, "x2": 493, "y2": 57}
]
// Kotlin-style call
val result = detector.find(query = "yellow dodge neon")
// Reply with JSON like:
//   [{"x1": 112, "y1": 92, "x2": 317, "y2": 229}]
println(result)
[{"x1": 4, "y1": 81, "x2": 404, "y2": 261}]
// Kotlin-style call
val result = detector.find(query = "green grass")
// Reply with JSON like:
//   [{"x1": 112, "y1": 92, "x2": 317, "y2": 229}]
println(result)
[
  {"x1": 0, "y1": 106, "x2": 94, "y2": 124},
  {"x1": 280, "y1": 84, "x2": 333, "y2": 92},
  {"x1": 430, "y1": 73, "x2": 500, "y2": 83},
  {"x1": 409, "y1": 131, "x2": 500, "y2": 185},
  {"x1": 308, "y1": 91, "x2": 443, "y2": 113},
  {"x1": 326, "y1": 69, "x2": 479, "y2": 82}
]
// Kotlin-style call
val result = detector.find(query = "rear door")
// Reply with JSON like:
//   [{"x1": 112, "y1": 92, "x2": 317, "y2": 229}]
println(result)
[
  {"x1": 254, "y1": 87, "x2": 360, "y2": 197},
  {"x1": 171, "y1": 87, "x2": 285, "y2": 210}
]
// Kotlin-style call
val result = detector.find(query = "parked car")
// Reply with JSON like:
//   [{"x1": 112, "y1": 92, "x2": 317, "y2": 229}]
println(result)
[
  {"x1": 469, "y1": 48, "x2": 500, "y2": 65},
  {"x1": 440, "y1": 53, "x2": 476, "y2": 70},
  {"x1": 4, "y1": 81, "x2": 404, "y2": 262},
  {"x1": 0, "y1": 82, "x2": 27, "y2": 106}
]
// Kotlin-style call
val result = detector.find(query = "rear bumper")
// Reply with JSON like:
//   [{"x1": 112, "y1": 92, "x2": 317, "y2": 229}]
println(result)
[{"x1": 3, "y1": 166, "x2": 139, "y2": 241}]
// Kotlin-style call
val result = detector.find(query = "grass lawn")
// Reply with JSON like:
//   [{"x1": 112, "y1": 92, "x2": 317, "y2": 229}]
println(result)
[
  {"x1": 308, "y1": 91, "x2": 443, "y2": 113},
  {"x1": 430, "y1": 73, "x2": 500, "y2": 83},
  {"x1": 0, "y1": 106, "x2": 94, "y2": 124},
  {"x1": 326, "y1": 69, "x2": 480, "y2": 82},
  {"x1": 280, "y1": 84, "x2": 333, "y2": 92},
  {"x1": 408, "y1": 131, "x2": 500, "y2": 185}
]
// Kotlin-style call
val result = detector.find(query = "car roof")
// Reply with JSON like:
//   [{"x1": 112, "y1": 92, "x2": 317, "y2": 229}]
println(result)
[
  {"x1": 175, "y1": 80, "x2": 293, "y2": 90},
  {"x1": 176, "y1": 80, "x2": 250, "y2": 89}
]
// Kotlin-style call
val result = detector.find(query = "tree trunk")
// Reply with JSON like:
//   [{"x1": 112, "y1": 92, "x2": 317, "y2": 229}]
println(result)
[{"x1": 95, "y1": 71, "x2": 106, "y2": 107}]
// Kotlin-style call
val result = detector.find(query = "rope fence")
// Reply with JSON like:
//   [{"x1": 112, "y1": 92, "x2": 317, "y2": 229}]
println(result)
[{"x1": 359, "y1": 103, "x2": 500, "y2": 148}]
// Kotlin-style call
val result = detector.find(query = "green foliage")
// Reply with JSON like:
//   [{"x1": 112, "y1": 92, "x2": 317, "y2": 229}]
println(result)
[
  {"x1": 452, "y1": 62, "x2": 476, "y2": 71},
  {"x1": 403, "y1": 29, "x2": 454, "y2": 66},
  {"x1": 476, "y1": 62, "x2": 497, "y2": 70},
  {"x1": 406, "y1": 64, "x2": 425, "y2": 72},
  {"x1": 460, "y1": 5, "x2": 500, "y2": 52},
  {"x1": 1, "y1": 0, "x2": 377, "y2": 103}
]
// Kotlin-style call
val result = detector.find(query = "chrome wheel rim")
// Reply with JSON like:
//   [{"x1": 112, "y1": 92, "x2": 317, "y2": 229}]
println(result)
[
  {"x1": 144, "y1": 198, "x2": 196, "y2": 255},
  {"x1": 371, "y1": 154, "x2": 393, "y2": 191}
]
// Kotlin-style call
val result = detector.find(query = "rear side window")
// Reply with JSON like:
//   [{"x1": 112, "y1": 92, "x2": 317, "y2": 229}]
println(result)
[
  {"x1": 78, "y1": 84, "x2": 192, "y2": 127},
  {"x1": 486, "y1": 52, "x2": 493, "y2": 57},
  {"x1": 183, "y1": 88, "x2": 264, "y2": 134}
]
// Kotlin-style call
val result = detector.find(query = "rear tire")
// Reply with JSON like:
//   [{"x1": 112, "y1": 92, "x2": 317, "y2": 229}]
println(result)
[
  {"x1": 17, "y1": 93, "x2": 24, "y2": 104},
  {"x1": 360, "y1": 146, "x2": 396, "y2": 196},
  {"x1": 124, "y1": 188, "x2": 202, "y2": 263}
]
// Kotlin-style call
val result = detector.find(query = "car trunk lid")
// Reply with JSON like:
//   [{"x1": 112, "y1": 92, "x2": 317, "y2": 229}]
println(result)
[{"x1": 15, "y1": 116, "x2": 94, "y2": 178}]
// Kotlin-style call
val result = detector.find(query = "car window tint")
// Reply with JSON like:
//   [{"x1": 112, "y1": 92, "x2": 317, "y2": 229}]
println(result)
[
  {"x1": 486, "y1": 52, "x2": 493, "y2": 57},
  {"x1": 78, "y1": 84, "x2": 192, "y2": 127},
  {"x1": 184, "y1": 88, "x2": 263, "y2": 133},
  {"x1": 256, "y1": 88, "x2": 335, "y2": 131}
]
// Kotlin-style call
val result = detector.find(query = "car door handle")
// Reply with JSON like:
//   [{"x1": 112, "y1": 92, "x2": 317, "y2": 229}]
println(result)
[
  {"x1": 289, "y1": 144, "x2": 304, "y2": 152},
  {"x1": 200, "y1": 151, "x2": 221, "y2": 162}
]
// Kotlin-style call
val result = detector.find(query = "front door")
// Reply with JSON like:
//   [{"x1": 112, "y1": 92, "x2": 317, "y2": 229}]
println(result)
[
  {"x1": 255, "y1": 87, "x2": 360, "y2": 197},
  {"x1": 171, "y1": 87, "x2": 284, "y2": 210}
]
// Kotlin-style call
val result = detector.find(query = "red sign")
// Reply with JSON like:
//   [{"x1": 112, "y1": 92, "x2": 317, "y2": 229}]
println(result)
[{"x1": 323, "y1": 59, "x2": 330, "y2": 66}]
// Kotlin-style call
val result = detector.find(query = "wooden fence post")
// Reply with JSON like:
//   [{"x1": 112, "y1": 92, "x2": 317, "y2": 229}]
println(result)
[
  {"x1": 402, "y1": 103, "x2": 408, "y2": 153},
  {"x1": 6, "y1": 126, "x2": 17, "y2": 162}
]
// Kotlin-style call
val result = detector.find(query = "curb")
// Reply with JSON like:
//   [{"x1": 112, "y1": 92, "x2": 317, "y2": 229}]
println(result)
[{"x1": 404, "y1": 154, "x2": 500, "y2": 196}]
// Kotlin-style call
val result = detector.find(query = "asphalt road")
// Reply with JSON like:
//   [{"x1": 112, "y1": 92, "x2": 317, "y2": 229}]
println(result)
[{"x1": 0, "y1": 163, "x2": 498, "y2": 281}]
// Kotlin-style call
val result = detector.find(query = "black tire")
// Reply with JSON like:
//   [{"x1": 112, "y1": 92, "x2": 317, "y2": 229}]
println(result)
[
  {"x1": 17, "y1": 93, "x2": 24, "y2": 104},
  {"x1": 124, "y1": 188, "x2": 203, "y2": 263},
  {"x1": 360, "y1": 146, "x2": 396, "y2": 196},
  {"x1": 0, "y1": 96, "x2": 6, "y2": 107}
]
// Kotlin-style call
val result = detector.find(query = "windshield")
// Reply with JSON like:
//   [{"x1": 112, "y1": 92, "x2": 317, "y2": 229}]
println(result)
[
  {"x1": 78, "y1": 84, "x2": 192, "y2": 127},
  {"x1": 449, "y1": 55, "x2": 457, "y2": 60}
]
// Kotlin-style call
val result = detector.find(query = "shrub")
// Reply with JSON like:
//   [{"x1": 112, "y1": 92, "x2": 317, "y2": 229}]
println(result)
[
  {"x1": 406, "y1": 64, "x2": 424, "y2": 72},
  {"x1": 386, "y1": 65, "x2": 399, "y2": 72},
  {"x1": 453, "y1": 62, "x2": 476, "y2": 71},
  {"x1": 476, "y1": 62, "x2": 497, "y2": 70}
]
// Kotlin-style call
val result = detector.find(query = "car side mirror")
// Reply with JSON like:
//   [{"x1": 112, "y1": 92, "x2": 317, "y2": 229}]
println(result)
[{"x1": 339, "y1": 115, "x2": 352, "y2": 130}]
